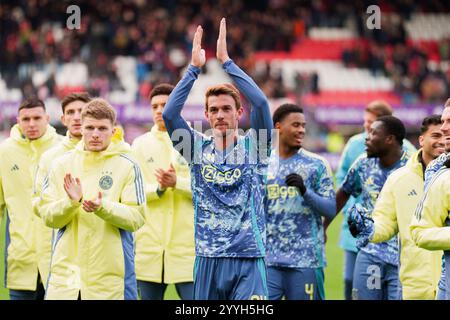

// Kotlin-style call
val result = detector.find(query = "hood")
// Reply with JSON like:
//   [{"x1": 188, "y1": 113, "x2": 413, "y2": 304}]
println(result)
[
  {"x1": 112, "y1": 125, "x2": 124, "y2": 142},
  {"x1": 10, "y1": 124, "x2": 58, "y2": 146},
  {"x1": 61, "y1": 130, "x2": 82, "y2": 150},
  {"x1": 405, "y1": 149, "x2": 425, "y2": 179},
  {"x1": 150, "y1": 125, "x2": 171, "y2": 141}
]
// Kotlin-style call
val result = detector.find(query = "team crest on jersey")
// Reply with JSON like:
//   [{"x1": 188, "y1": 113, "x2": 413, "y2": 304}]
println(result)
[{"x1": 99, "y1": 174, "x2": 113, "y2": 190}]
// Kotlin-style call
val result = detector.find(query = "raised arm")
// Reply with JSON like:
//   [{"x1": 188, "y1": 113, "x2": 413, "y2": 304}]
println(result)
[
  {"x1": 217, "y1": 18, "x2": 272, "y2": 133},
  {"x1": 162, "y1": 26, "x2": 205, "y2": 155}
]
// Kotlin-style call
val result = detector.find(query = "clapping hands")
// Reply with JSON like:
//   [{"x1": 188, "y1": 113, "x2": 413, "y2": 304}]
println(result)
[
  {"x1": 63, "y1": 173, "x2": 102, "y2": 212},
  {"x1": 191, "y1": 17, "x2": 230, "y2": 68}
]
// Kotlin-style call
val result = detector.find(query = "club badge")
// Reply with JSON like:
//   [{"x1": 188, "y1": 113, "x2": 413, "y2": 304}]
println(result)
[{"x1": 99, "y1": 175, "x2": 113, "y2": 190}]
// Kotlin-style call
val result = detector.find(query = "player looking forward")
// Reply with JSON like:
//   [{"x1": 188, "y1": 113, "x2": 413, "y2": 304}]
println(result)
[{"x1": 162, "y1": 18, "x2": 273, "y2": 300}]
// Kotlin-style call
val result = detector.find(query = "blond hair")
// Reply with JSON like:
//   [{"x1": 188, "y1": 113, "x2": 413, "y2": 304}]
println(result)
[
  {"x1": 81, "y1": 98, "x2": 116, "y2": 124},
  {"x1": 365, "y1": 100, "x2": 393, "y2": 118}
]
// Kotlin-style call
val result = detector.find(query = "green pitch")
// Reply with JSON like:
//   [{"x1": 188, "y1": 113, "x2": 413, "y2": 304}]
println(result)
[{"x1": 0, "y1": 214, "x2": 344, "y2": 300}]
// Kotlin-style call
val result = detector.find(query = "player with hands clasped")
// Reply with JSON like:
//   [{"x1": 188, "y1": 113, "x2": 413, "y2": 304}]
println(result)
[
  {"x1": 132, "y1": 84, "x2": 195, "y2": 300},
  {"x1": 39, "y1": 99, "x2": 145, "y2": 300},
  {"x1": 32, "y1": 93, "x2": 91, "y2": 290}
]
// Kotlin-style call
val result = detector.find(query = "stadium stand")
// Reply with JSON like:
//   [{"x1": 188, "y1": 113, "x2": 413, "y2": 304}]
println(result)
[{"x1": 0, "y1": 0, "x2": 449, "y2": 161}]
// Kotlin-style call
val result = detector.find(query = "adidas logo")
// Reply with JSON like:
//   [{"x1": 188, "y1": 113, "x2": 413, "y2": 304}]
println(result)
[
  {"x1": 408, "y1": 189, "x2": 417, "y2": 196},
  {"x1": 10, "y1": 164, "x2": 19, "y2": 171},
  {"x1": 147, "y1": 157, "x2": 154, "y2": 163}
]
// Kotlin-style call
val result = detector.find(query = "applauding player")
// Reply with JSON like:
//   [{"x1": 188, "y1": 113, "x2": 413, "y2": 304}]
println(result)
[{"x1": 162, "y1": 18, "x2": 273, "y2": 300}]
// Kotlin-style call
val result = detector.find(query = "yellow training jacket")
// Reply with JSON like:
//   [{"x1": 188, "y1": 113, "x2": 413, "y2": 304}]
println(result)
[
  {"x1": 38, "y1": 138, "x2": 145, "y2": 300},
  {"x1": 410, "y1": 168, "x2": 450, "y2": 250},
  {"x1": 0, "y1": 124, "x2": 61, "y2": 290},
  {"x1": 132, "y1": 126, "x2": 195, "y2": 284},
  {"x1": 370, "y1": 150, "x2": 442, "y2": 299},
  {"x1": 32, "y1": 127, "x2": 125, "y2": 288}
]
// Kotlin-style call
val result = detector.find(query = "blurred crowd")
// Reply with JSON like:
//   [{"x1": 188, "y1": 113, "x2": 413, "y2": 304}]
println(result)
[
  {"x1": 341, "y1": 12, "x2": 450, "y2": 104},
  {"x1": 1, "y1": 0, "x2": 449, "y2": 104}
]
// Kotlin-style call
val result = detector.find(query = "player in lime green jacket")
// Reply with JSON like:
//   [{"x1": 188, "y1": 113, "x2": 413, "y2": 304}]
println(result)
[
  {"x1": 349, "y1": 115, "x2": 445, "y2": 299},
  {"x1": 410, "y1": 102, "x2": 450, "y2": 299},
  {"x1": 0, "y1": 98, "x2": 62, "y2": 300},
  {"x1": 132, "y1": 84, "x2": 195, "y2": 300},
  {"x1": 410, "y1": 167, "x2": 450, "y2": 295},
  {"x1": 33, "y1": 93, "x2": 91, "y2": 289},
  {"x1": 38, "y1": 99, "x2": 145, "y2": 300}
]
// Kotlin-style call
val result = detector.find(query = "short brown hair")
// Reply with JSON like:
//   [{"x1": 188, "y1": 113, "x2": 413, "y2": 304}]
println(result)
[
  {"x1": 205, "y1": 84, "x2": 241, "y2": 111},
  {"x1": 149, "y1": 83, "x2": 174, "y2": 100},
  {"x1": 365, "y1": 100, "x2": 393, "y2": 118},
  {"x1": 61, "y1": 92, "x2": 92, "y2": 113},
  {"x1": 19, "y1": 97, "x2": 45, "y2": 112},
  {"x1": 81, "y1": 98, "x2": 117, "y2": 125}
]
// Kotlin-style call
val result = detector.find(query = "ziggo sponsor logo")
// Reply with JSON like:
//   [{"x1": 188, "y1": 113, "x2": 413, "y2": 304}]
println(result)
[
  {"x1": 201, "y1": 164, "x2": 242, "y2": 184},
  {"x1": 267, "y1": 184, "x2": 299, "y2": 199}
]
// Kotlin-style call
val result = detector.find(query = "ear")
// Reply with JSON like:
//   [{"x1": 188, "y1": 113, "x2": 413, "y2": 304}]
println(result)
[
  {"x1": 236, "y1": 107, "x2": 243, "y2": 120},
  {"x1": 112, "y1": 126, "x2": 116, "y2": 135},
  {"x1": 386, "y1": 135, "x2": 396, "y2": 145},
  {"x1": 275, "y1": 122, "x2": 281, "y2": 130},
  {"x1": 204, "y1": 109, "x2": 209, "y2": 121},
  {"x1": 46, "y1": 114, "x2": 50, "y2": 123},
  {"x1": 418, "y1": 135, "x2": 424, "y2": 148},
  {"x1": 61, "y1": 114, "x2": 66, "y2": 126}
]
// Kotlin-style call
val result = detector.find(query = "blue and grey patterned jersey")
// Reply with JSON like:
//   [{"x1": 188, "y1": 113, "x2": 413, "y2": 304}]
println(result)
[
  {"x1": 190, "y1": 130, "x2": 269, "y2": 257},
  {"x1": 163, "y1": 60, "x2": 273, "y2": 258},
  {"x1": 342, "y1": 151, "x2": 410, "y2": 266},
  {"x1": 265, "y1": 149, "x2": 335, "y2": 268}
]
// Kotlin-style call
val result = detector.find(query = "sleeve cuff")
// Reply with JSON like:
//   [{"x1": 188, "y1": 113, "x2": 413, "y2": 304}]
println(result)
[
  {"x1": 188, "y1": 64, "x2": 202, "y2": 75},
  {"x1": 95, "y1": 199, "x2": 113, "y2": 219},
  {"x1": 156, "y1": 186, "x2": 166, "y2": 198},
  {"x1": 302, "y1": 189, "x2": 313, "y2": 201},
  {"x1": 70, "y1": 198, "x2": 83, "y2": 208},
  {"x1": 222, "y1": 59, "x2": 233, "y2": 69},
  {"x1": 301, "y1": 189, "x2": 316, "y2": 206}
]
